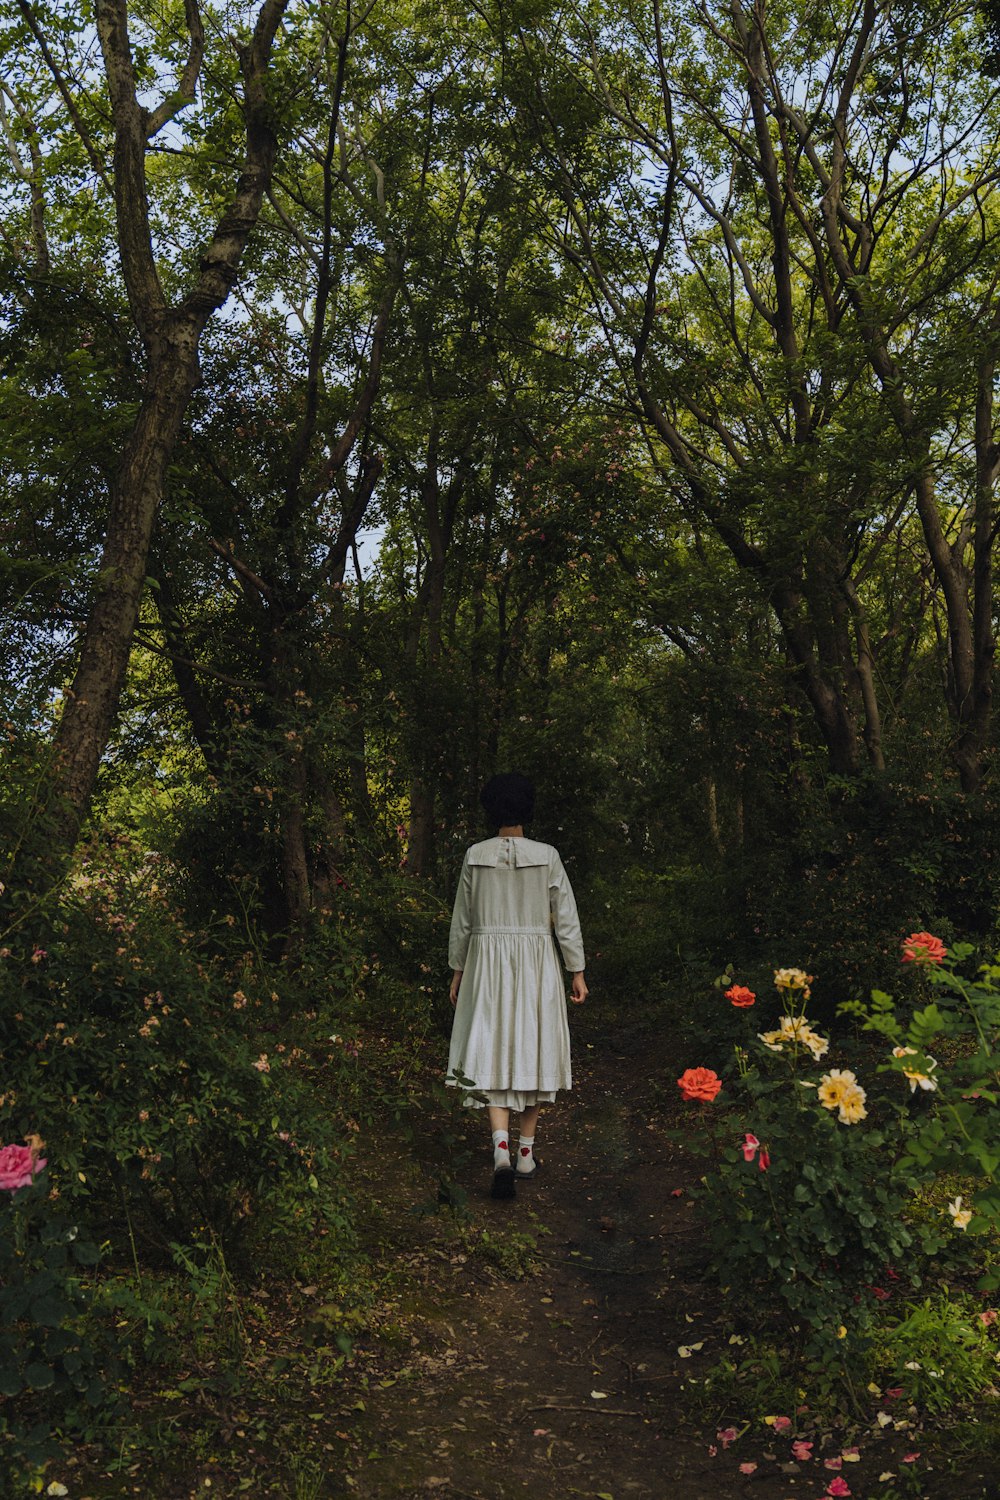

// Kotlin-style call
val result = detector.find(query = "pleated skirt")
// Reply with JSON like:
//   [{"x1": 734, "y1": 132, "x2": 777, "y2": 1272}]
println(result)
[{"x1": 447, "y1": 928, "x2": 572, "y2": 1109}]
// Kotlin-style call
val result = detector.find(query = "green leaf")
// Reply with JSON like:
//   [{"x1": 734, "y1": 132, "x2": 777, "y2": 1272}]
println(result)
[{"x1": 25, "y1": 1362, "x2": 55, "y2": 1390}]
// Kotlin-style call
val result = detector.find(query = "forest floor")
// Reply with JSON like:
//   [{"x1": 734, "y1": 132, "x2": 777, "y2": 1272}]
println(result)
[{"x1": 61, "y1": 1014, "x2": 999, "y2": 1500}]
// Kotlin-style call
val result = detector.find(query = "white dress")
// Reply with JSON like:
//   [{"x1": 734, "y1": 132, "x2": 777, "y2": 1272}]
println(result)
[{"x1": 447, "y1": 835, "x2": 585, "y2": 1109}]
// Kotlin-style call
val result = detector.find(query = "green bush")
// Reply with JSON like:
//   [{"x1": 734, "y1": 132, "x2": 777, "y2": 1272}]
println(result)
[
  {"x1": 0, "y1": 1163, "x2": 113, "y2": 1484},
  {"x1": 0, "y1": 847, "x2": 349, "y2": 1267}
]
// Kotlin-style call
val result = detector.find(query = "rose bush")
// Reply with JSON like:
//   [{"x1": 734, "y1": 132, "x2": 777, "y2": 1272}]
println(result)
[
  {"x1": 676, "y1": 966, "x2": 921, "y2": 1365},
  {"x1": 839, "y1": 933, "x2": 1000, "y2": 1279},
  {"x1": 0, "y1": 1143, "x2": 111, "y2": 1484}
]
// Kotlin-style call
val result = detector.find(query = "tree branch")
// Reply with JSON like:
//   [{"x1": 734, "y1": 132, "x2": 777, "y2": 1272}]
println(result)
[{"x1": 145, "y1": 0, "x2": 205, "y2": 140}]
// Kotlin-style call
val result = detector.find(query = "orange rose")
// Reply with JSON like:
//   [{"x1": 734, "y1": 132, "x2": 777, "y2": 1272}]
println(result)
[
  {"x1": 677, "y1": 1067, "x2": 722, "y2": 1102},
  {"x1": 901, "y1": 931, "x2": 947, "y2": 965},
  {"x1": 725, "y1": 984, "x2": 756, "y2": 1008}
]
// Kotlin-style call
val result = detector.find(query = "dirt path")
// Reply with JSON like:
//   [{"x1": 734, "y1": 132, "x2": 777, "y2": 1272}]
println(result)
[
  {"x1": 343, "y1": 1036, "x2": 722, "y2": 1500},
  {"x1": 331, "y1": 1030, "x2": 995, "y2": 1500}
]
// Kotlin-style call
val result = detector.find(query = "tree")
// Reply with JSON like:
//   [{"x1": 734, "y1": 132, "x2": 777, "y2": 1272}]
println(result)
[{"x1": 2, "y1": 0, "x2": 292, "y2": 865}]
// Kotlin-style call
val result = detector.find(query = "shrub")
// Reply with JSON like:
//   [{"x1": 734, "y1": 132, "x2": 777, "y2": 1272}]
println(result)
[{"x1": 0, "y1": 1151, "x2": 112, "y2": 1484}]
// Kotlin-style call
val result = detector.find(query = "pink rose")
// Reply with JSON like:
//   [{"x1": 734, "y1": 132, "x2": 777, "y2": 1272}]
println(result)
[
  {"x1": 0, "y1": 1141, "x2": 47, "y2": 1191},
  {"x1": 741, "y1": 1133, "x2": 760, "y2": 1162}
]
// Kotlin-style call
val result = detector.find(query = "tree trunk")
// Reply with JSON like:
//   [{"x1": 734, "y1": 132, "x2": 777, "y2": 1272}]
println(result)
[
  {"x1": 51, "y1": 342, "x2": 201, "y2": 835},
  {"x1": 26, "y1": 0, "x2": 289, "y2": 862}
]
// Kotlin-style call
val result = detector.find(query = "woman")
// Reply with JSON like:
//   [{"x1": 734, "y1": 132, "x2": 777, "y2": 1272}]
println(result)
[{"x1": 447, "y1": 772, "x2": 587, "y2": 1199}]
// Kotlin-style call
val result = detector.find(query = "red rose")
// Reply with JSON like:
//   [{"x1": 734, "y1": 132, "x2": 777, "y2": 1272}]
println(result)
[
  {"x1": 901, "y1": 931, "x2": 947, "y2": 965},
  {"x1": 725, "y1": 984, "x2": 756, "y2": 1008},
  {"x1": 677, "y1": 1067, "x2": 722, "y2": 1102}
]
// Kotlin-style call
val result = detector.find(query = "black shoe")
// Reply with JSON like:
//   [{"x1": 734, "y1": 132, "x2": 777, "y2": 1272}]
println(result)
[{"x1": 490, "y1": 1165, "x2": 516, "y2": 1200}]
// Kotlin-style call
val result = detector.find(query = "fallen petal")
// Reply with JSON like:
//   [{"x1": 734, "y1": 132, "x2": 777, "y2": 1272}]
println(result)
[
  {"x1": 738, "y1": 1463, "x2": 758, "y2": 1475},
  {"x1": 823, "y1": 1457, "x2": 843, "y2": 1470}
]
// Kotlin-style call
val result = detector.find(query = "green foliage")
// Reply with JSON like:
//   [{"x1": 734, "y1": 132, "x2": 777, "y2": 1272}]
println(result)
[
  {"x1": 460, "y1": 1224, "x2": 540, "y2": 1280},
  {"x1": 840, "y1": 942, "x2": 1000, "y2": 1279},
  {"x1": 0, "y1": 842, "x2": 351, "y2": 1266},
  {"x1": 879, "y1": 1295, "x2": 999, "y2": 1415},
  {"x1": 0, "y1": 1170, "x2": 115, "y2": 1484}
]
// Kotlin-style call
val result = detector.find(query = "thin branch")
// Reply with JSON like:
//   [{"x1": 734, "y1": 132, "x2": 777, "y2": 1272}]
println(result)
[
  {"x1": 132, "y1": 631, "x2": 264, "y2": 692},
  {"x1": 17, "y1": 0, "x2": 113, "y2": 192},
  {"x1": 146, "y1": 0, "x2": 205, "y2": 139}
]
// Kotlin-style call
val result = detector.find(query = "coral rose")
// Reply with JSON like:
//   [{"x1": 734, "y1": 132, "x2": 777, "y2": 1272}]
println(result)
[
  {"x1": 677, "y1": 1067, "x2": 722, "y2": 1102},
  {"x1": 0, "y1": 1140, "x2": 47, "y2": 1191},
  {"x1": 725, "y1": 984, "x2": 756, "y2": 1008},
  {"x1": 901, "y1": 931, "x2": 947, "y2": 965}
]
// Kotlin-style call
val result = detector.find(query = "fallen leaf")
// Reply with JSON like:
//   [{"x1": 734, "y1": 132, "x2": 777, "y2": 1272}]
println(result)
[
  {"x1": 878, "y1": 1473, "x2": 896, "y2": 1483},
  {"x1": 590, "y1": 1390, "x2": 608, "y2": 1400},
  {"x1": 876, "y1": 1412, "x2": 893, "y2": 1429}
]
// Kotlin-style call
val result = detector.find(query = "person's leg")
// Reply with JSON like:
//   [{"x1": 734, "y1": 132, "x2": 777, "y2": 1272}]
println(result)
[
  {"x1": 516, "y1": 1103, "x2": 540, "y2": 1175},
  {"x1": 488, "y1": 1105, "x2": 516, "y2": 1198},
  {"x1": 488, "y1": 1105, "x2": 511, "y2": 1165}
]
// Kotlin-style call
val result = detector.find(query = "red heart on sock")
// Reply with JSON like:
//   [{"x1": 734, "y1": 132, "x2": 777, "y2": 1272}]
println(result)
[
  {"x1": 521, "y1": 1147, "x2": 530, "y2": 1156},
  {"x1": 498, "y1": 1141, "x2": 507, "y2": 1150}
]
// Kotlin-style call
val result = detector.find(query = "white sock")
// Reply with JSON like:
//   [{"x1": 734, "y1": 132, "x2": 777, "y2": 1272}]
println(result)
[
  {"x1": 516, "y1": 1135, "x2": 535, "y2": 1173},
  {"x1": 492, "y1": 1128, "x2": 511, "y2": 1171}
]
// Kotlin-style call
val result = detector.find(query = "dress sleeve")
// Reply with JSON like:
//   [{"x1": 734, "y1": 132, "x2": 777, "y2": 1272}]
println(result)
[
  {"x1": 549, "y1": 851, "x2": 585, "y2": 972},
  {"x1": 448, "y1": 854, "x2": 474, "y2": 971}
]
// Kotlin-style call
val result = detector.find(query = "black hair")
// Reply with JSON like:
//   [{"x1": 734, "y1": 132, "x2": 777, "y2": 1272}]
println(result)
[{"x1": 480, "y1": 772, "x2": 535, "y2": 829}]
